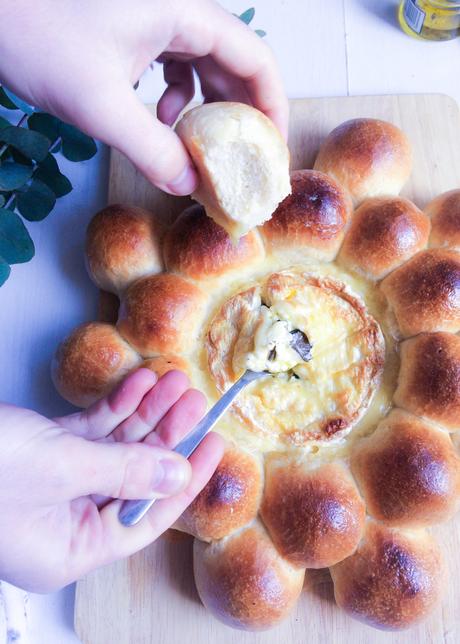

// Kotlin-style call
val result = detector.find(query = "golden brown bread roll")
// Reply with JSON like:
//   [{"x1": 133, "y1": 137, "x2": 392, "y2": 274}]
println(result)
[
  {"x1": 351, "y1": 409, "x2": 460, "y2": 527},
  {"x1": 51, "y1": 322, "x2": 141, "y2": 407},
  {"x1": 85, "y1": 204, "x2": 164, "y2": 294},
  {"x1": 193, "y1": 521, "x2": 305, "y2": 630},
  {"x1": 331, "y1": 521, "x2": 445, "y2": 630},
  {"x1": 339, "y1": 197, "x2": 430, "y2": 280},
  {"x1": 314, "y1": 118, "x2": 412, "y2": 206},
  {"x1": 380, "y1": 248, "x2": 460, "y2": 337},
  {"x1": 163, "y1": 204, "x2": 265, "y2": 280},
  {"x1": 394, "y1": 333, "x2": 460, "y2": 431},
  {"x1": 117, "y1": 273, "x2": 207, "y2": 356},
  {"x1": 260, "y1": 170, "x2": 352, "y2": 262},
  {"x1": 175, "y1": 102, "x2": 291, "y2": 239},
  {"x1": 426, "y1": 189, "x2": 460, "y2": 250},
  {"x1": 260, "y1": 459, "x2": 365, "y2": 568},
  {"x1": 177, "y1": 446, "x2": 263, "y2": 541}
]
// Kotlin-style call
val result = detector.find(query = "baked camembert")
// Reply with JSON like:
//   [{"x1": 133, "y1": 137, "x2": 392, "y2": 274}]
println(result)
[{"x1": 208, "y1": 270, "x2": 385, "y2": 449}]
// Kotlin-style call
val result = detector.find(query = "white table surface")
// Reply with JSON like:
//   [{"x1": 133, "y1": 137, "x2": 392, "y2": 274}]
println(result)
[{"x1": 0, "y1": 1, "x2": 459, "y2": 642}]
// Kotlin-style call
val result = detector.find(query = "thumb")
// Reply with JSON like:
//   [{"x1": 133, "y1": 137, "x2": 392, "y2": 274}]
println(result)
[
  {"x1": 79, "y1": 81, "x2": 198, "y2": 195},
  {"x1": 51, "y1": 434, "x2": 192, "y2": 501}
]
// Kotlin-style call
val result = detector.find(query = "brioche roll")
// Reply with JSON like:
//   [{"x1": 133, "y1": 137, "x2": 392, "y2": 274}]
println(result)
[
  {"x1": 85, "y1": 204, "x2": 163, "y2": 294},
  {"x1": 339, "y1": 197, "x2": 430, "y2": 280},
  {"x1": 260, "y1": 170, "x2": 352, "y2": 262},
  {"x1": 331, "y1": 522, "x2": 444, "y2": 630},
  {"x1": 261, "y1": 459, "x2": 365, "y2": 568},
  {"x1": 426, "y1": 189, "x2": 460, "y2": 250},
  {"x1": 176, "y1": 102, "x2": 291, "y2": 239},
  {"x1": 314, "y1": 118, "x2": 412, "y2": 206},
  {"x1": 352, "y1": 409, "x2": 460, "y2": 527},
  {"x1": 178, "y1": 446, "x2": 263, "y2": 541},
  {"x1": 193, "y1": 521, "x2": 305, "y2": 630},
  {"x1": 117, "y1": 273, "x2": 207, "y2": 356},
  {"x1": 394, "y1": 333, "x2": 460, "y2": 431},
  {"x1": 51, "y1": 322, "x2": 140, "y2": 407},
  {"x1": 163, "y1": 204, "x2": 265, "y2": 280},
  {"x1": 380, "y1": 248, "x2": 460, "y2": 337}
]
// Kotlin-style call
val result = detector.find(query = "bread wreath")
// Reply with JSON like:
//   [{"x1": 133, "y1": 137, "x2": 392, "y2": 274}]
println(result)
[{"x1": 52, "y1": 117, "x2": 460, "y2": 632}]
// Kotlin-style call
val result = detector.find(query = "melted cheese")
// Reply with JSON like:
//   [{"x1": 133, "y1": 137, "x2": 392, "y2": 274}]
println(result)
[
  {"x1": 183, "y1": 259, "x2": 398, "y2": 458},
  {"x1": 232, "y1": 305, "x2": 303, "y2": 373},
  {"x1": 206, "y1": 268, "x2": 386, "y2": 451}
]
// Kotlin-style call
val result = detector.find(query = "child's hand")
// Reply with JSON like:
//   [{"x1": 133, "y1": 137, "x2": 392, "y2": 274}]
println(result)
[
  {"x1": 0, "y1": 369, "x2": 224, "y2": 592},
  {"x1": 0, "y1": 0, "x2": 288, "y2": 195}
]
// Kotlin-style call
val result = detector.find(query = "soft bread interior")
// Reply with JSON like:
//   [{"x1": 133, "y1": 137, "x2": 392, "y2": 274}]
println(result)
[{"x1": 176, "y1": 102, "x2": 291, "y2": 240}]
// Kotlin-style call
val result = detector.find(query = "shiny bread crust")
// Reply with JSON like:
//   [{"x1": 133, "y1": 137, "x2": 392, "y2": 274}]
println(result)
[
  {"x1": 339, "y1": 196, "x2": 430, "y2": 280},
  {"x1": 314, "y1": 118, "x2": 412, "y2": 206},
  {"x1": 331, "y1": 521, "x2": 445, "y2": 630}
]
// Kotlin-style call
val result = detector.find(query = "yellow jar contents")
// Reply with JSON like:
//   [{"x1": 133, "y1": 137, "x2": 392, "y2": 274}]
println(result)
[{"x1": 399, "y1": 0, "x2": 460, "y2": 40}]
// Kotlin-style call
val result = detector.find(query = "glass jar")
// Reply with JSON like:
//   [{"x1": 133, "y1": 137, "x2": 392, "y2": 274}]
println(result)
[{"x1": 399, "y1": 0, "x2": 460, "y2": 40}]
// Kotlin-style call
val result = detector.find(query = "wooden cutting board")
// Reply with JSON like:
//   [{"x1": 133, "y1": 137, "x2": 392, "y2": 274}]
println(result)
[{"x1": 75, "y1": 95, "x2": 460, "y2": 644}]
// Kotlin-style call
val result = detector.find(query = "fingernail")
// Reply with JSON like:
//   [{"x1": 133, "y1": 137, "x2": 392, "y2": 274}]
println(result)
[
  {"x1": 151, "y1": 458, "x2": 189, "y2": 496},
  {"x1": 166, "y1": 165, "x2": 198, "y2": 196}
]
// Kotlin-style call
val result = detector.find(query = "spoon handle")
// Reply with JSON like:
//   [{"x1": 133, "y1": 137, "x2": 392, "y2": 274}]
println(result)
[{"x1": 118, "y1": 370, "x2": 265, "y2": 527}]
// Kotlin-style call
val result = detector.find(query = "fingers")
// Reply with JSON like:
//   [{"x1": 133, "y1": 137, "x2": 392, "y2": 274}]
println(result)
[
  {"x1": 55, "y1": 368, "x2": 158, "y2": 439},
  {"x1": 80, "y1": 79, "x2": 198, "y2": 195},
  {"x1": 210, "y1": 11, "x2": 289, "y2": 138},
  {"x1": 206, "y1": 6, "x2": 289, "y2": 138},
  {"x1": 112, "y1": 370, "x2": 191, "y2": 443},
  {"x1": 49, "y1": 433, "x2": 192, "y2": 501},
  {"x1": 144, "y1": 388, "x2": 207, "y2": 448},
  {"x1": 157, "y1": 60, "x2": 195, "y2": 126},
  {"x1": 193, "y1": 56, "x2": 251, "y2": 105},
  {"x1": 95, "y1": 432, "x2": 225, "y2": 563}
]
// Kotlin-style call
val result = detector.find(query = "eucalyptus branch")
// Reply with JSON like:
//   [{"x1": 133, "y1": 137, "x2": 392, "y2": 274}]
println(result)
[
  {"x1": 4, "y1": 135, "x2": 62, "y2": 210},
  {"x1": 0, "y1": 85, "x2": 97, "y2": 286},
  {"x1": 0, "y1": 114, "x2": 28, "y2": 159}
]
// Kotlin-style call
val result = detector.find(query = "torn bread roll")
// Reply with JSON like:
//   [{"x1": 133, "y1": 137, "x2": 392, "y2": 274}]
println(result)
[{"x1": 175, "y1": 102, "x2": 291, "y2": 240}]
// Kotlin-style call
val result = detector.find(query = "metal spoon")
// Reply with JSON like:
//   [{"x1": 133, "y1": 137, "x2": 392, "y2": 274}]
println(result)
[{"x1": 118, "y1": 329, "x2": 312, "y2": 527}]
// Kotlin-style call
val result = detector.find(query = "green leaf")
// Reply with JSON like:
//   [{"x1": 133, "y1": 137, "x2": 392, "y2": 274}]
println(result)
[
  {"x1": 0, "y1": 256, "x2": 11, "y2": 286},
  {"x1": 29, "y1": 113, "x2": 97, "y2": 159},
  {"x1": 16, "y1": 179, "x2": 56, "y2": 221},
  {"x1": 0, "y1": 115, "x2": 10, "y2": 130},
  {"x1": 60, "y1": 123, "x2": 97, "y2": 161},
  {"x1": 239, "y1": 8, "x2": 255, "y2": 24},
  {"x1": 35, "y1": 154, "x2": 72, "y2": 197},
  {"x1": 28, "y1": 112, "x2": 60, "y2": 142},
  {"x1": 0, "y1": 126, "x2": 50, "y2": 161},
  {"x1": 0, "y1": 162, "x2": 33, "y2": 190},
  {"x1": 255, "y1": 29, "x2": 266, "y2": 37},
  {"x1": 11, "y1": 148, "x2": 33, "y2": 166},
  {"x1": 0, "y1": 208, "x2": 35, "y2": 263},
  {"x1": 2, "y1": 88, "x2": 34, "y2": 114},
  {"x1": 0, "y1": 87, "x2": 17, "y2": 110}
]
